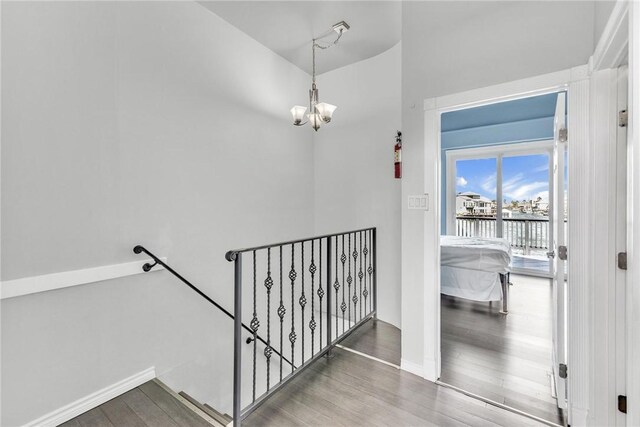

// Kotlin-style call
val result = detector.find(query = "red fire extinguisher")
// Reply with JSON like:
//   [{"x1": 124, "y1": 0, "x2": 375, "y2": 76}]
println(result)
[{"x1": 394, "y1": 131, "x2": 402, "y2": 179}]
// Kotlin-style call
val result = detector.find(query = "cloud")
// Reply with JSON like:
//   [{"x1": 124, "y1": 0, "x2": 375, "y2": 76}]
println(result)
[
  {"x1": 480, "y1": 173, "x2": 497, "y2": 193},
  {"x1": 504, "y1": 180, "x2": 548, "y2": 201},
  {"x1": 532, "y1": 163, "x2": 549, "y2": 173},
  {"x1": 456, "y1": 176, "x2": 468, "y2": 187}
]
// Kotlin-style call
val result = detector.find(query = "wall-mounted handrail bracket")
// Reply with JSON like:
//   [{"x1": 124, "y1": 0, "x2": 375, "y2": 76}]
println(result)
[
  {"x1": 133, "y1": 245, "x2": 159, "y2": 271},
  {"x1": 142, "y1": 261, "x2": 158, "y2": 272}
]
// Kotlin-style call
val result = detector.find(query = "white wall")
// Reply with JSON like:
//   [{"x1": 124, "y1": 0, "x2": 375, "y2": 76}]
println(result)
[
  {"x1": 400, "y1": 0, "x2": 597, "y2": 375},
  {"x1": 1, "y1": 2, "x2": 314, "y2": 425},
  {"x1": 595, "y1": 1, "x2": 617, "y2": 44},
  {"x1": 313, "y1": 44, "x2": 402, "y2": 328}
]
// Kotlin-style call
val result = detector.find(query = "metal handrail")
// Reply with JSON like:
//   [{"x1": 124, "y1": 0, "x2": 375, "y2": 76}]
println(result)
[
  {"x1": 455, "y1": 215, "x2": 551, "y2": 222},
  {"x1": 132, "y1": 245, "x2": 294, "y2": 368},
  {"x1": 225, "y1": 227, "x2": 375, "y2": 260}
]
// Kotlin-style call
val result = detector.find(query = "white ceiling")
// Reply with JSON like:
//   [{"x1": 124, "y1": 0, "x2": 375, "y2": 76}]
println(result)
[{"x1": 199, "y1": 1, "x2": 401, "y2": 75}]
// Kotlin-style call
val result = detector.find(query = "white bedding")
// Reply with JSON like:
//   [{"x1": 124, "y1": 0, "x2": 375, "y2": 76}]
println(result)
[
  {"x1": 441, "y1": 266, "x2": 503, "y2": 301},
  {"x1": 440, "y1": 235, "x2": 512, "y2": 302},
  {"x1": 440, "y1": 235, "x2": 512, "y2": 274}
]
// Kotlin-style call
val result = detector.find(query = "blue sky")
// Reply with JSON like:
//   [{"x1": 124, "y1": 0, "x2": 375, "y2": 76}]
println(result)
[{"x1": 456, "y1": 154, "x2": 550, "y2": 202}]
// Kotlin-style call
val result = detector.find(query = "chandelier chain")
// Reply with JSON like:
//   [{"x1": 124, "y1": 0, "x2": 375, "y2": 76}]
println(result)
[{"x1": 312, "y1": 30, "x2": 344, "y2": 84}]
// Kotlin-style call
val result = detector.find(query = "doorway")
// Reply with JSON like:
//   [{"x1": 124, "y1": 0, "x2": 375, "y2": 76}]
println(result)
[{"x1": 438, "y1": 92, "x2": 567, "y2": 425}]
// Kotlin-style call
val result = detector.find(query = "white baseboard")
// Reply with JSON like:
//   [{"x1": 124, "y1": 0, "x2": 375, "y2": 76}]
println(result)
[
  {"x1": 24, "y1": 367, "x2": 156, "y2": 427},
  {"x1": 422, "y1": 357, "x2": 439, "y2": 382},
  {"x1": 1, "y1": 257, "x2": 167, "y2": 300},
  {"x1": 400, "y1": 358, "x2": 424, "y2": 378}
]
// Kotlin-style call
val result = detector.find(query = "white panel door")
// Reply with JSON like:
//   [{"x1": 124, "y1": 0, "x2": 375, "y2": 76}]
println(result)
[{"x1": 551, "y1": 91, "x2": 567, "y2": 409}]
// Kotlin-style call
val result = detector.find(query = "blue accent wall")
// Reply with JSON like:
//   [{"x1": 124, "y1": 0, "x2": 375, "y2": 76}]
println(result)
[{"x1": 440, "y1": 93, "x2": 558, "y2": 231}]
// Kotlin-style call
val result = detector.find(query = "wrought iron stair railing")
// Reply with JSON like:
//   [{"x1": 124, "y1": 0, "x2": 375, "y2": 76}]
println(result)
[
  {"x1": 225, "y1": 227, "x2": 377, "y2": 426},
  {"x1": 132, "y1": 226, "x2": 377, "y2": 427}
]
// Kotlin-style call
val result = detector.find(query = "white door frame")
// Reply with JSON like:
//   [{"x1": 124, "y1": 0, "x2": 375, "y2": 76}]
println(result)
[
  {"x1": 589, "y1": 1, "x2": 631, "y2": 425},
  {"x1": 422, "y1": 65, "x2": 590, "y2": 424},
  {"x1": 625, "y1": 2, "x2": 639, "y2": 426}
]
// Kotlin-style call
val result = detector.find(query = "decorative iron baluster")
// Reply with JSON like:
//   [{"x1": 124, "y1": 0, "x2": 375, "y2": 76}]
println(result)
[
  {"x1": 368, "y1": 229, "x2": 373, "y2": 313},
  {"x1": 318, "y1": 239, "x2": 324, "y2": 348},
  {"x1": 264, "y1": 248, "x2": 273, "y2": 390},
  {"x1": 300, "y1": 242, "x2": 306, "y2": 364},
  {"x1": 278, "y1": 246, "x2": 284, "y2": 381},
  {"x1": 363, "y1": 231, "x2": 369, "y2": 314},
  {"x1": 289, "y1": 244, "x2": 297, "y2": 372},
  {"x1": 358, "y1": 231, "x2": 363, "y2": 320},
  {"x1": 325, "y1": 237, "x2": 331, "y2": 351},
  {"x1": 352, "y1": 233, "x2": 358, "y2": 322},
  {"x1": 341, "y1": 235, "x2": 347, "y2": 334},
  {"x1": 334, "y1": 236, "x2": 340, "y2": 339},
  {"x1": 372, "y1": 228, "x2": 377, "y2": 315},
  {"x1": 347, "y1": 234, "x2": 352, "y2": 327},
  {"x1": 251, "y1": 251, "x2": 259, "y2": 402},
  {"x1": 309, "y1": 240, "x2": 317, "y2": 356}
]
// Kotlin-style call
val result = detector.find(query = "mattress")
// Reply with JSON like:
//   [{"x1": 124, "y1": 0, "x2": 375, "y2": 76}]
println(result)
[
  {"x1": 441, "y1": 266, "x2": 503, "y2": 301},
  {"x1": 440, "y1": 235, "x2": 512, "y2": 274}
]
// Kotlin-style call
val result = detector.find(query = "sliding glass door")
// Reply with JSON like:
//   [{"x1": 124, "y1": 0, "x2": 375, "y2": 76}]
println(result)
[
  {"x1": 502, "y1": 153, "x2": 551, "y2": 274},
  {"x1": 446, "y1": 142, "x2": 553, "y2": 276}
]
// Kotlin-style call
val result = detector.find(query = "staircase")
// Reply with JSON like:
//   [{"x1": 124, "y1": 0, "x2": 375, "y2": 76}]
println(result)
[
  {"x1": 178, "y1": 391, "x2": 233, "y2": 426},
  {"x1": 153, "y1": 379, "x2": 233, "y2": 427},
  {"x1": 59, "y1": 378, "x2": 233, "y2": 427}
]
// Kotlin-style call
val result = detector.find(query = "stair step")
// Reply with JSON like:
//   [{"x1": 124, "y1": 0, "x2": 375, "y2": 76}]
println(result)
[
  {"x1": 179, "y1": 391, "x2": 232, "y2": 426},
  {"x1": 151, "y1": 379, "x2": 223, "y2": 427},
  {"x1": 204, "y1": 403, "x2": 233, "y2": 424}
]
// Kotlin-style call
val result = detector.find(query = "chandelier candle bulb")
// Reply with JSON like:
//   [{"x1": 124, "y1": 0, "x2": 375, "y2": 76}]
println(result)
[
  {"x1": 307, "y1": 113, "x2": 322, "y2": 131},
  {"x1": 290, "y1": 106, "x2": 308, "y2": 126},
  {"x1": 316, "y1": 103, "x2": 337, "y2": 123}
]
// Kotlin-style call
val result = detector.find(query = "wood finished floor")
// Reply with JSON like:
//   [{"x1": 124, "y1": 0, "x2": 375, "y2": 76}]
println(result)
[
  {"x1": 59, "y1": 275, "x2": 559, "y2": 427},
  {"x1": 338, "y1": 318, "x2": 401, "y2": 366},
  {"x1": 244, "y1": 346, "x2": 546, "y2": 427},
  {"x1": 60, "y1": 380, "x2": 214, "y2": 427},
  {"x1": 440, "y1": 275, "x2": 563, "y2": 425}
]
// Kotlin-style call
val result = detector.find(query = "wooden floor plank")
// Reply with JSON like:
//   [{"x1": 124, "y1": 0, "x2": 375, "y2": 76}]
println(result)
[
  {"x1": 100, "y1": 395, "x2": 148, "y2": 427},
  {"x1": 338, "y1": 319, "x2": 401, "y2": 365},
  {"x1": 245, "y1": 401, "x2": 310, "y2": 427},
  {"x1": 74, "y1": 407, "x2": 114, "y2": 427},
  {"x1": 58, "y1": 418, "x2": 83, "y2": 427},
  {"x1": 120, "y1": 387, "x2": 180, "y2": 427}
]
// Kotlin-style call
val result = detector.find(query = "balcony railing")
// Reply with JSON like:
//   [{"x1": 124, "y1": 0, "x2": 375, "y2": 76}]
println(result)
[{"x1": 456, "y1": 216, "x2": 550, "y2": 254}]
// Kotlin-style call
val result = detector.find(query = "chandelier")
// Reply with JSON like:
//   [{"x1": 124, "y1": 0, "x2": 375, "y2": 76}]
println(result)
[{"x1": 290, "y1": 21, "x2": 350, "y2": 131}]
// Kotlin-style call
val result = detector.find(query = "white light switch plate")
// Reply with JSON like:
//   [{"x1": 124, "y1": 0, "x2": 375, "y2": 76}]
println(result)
[{"x1": 408, "y1": 194, "x2": 429, "y2": 211}]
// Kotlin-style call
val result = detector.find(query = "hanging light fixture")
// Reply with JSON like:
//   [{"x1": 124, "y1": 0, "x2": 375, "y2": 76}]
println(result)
[{"x1": 290, "y1": 21, "x2": 349, "y2": 131}]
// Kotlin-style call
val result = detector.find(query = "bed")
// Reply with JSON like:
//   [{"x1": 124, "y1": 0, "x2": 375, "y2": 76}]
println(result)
[{"x1": 440, "y1": 235, "x2": 513, "y2": 314}]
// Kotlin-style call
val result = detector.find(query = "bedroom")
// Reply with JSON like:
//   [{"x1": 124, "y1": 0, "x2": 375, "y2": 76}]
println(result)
[{"x1": 438, "y1": 92, "x2": 568, "y2": 425}]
